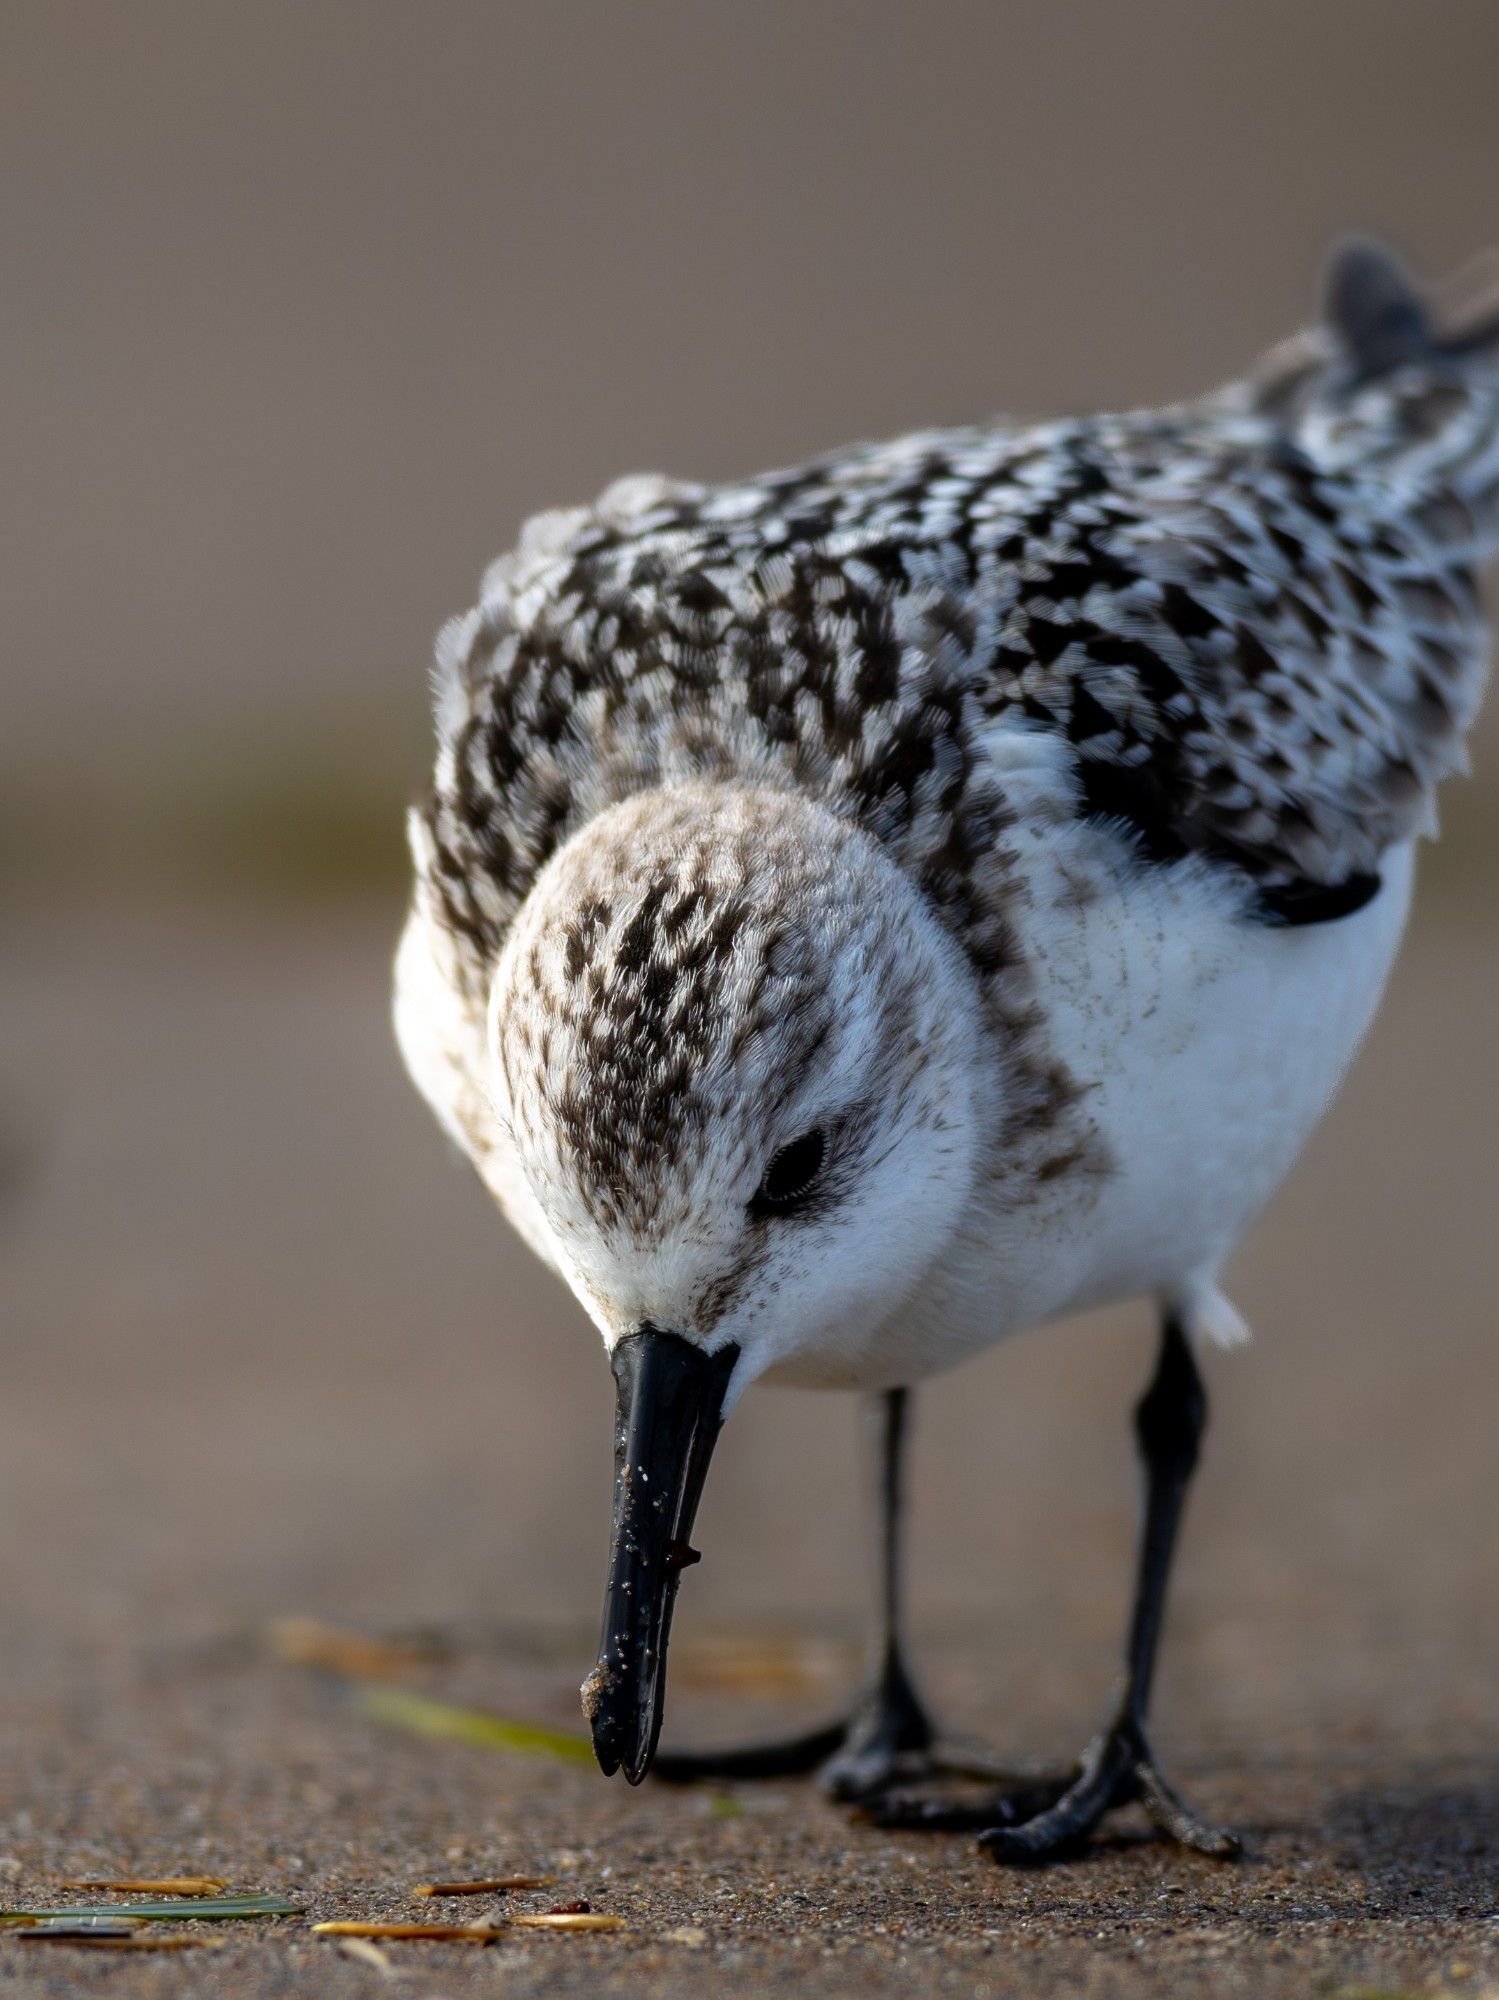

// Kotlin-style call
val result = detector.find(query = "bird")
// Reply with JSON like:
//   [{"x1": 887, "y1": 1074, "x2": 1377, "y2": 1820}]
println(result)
[{"x1": 394, "y1": 239, "x2": 1498, "y2": 1863}]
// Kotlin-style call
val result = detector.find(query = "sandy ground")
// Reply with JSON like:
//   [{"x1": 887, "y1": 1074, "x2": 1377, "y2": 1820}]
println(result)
[{"x1": 0, "y1": 885, "x2": 1496, "y2": 1997}]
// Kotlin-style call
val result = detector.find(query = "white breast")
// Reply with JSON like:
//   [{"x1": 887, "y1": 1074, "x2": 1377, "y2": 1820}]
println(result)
[
  {"x1": 781, "y1": 836, "x2": 1416, "y2": 1390},
  {"x1": 1028, "y1": 838, "x2": 1415, "y2": 1315}
]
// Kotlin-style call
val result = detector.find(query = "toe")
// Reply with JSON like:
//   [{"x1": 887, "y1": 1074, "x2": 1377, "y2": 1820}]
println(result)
[{"x1": 1133, "y1": 1758, "x2": 1242, "y2": 1858}]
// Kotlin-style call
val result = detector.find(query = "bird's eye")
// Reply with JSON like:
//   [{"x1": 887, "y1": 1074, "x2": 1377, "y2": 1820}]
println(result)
[{"x1": 750, "y1": 1128, "x2": 827, "y2": 1217}]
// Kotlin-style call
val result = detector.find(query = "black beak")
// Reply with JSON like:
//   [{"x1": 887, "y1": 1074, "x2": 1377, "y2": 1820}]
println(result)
[{"x1": 581, "y1": 1326, "x2": 738, "y2": 1784}]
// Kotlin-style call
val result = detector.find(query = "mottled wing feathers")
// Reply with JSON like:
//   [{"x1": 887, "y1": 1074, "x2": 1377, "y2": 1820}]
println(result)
[
  {"x1": 1054, "y1": 241, "x2": 1499, "y2": 901},
  {"x1": 419, "y1": 243, "x2": 1498, "y2": 977},
  {"x1": 971, "y1": 393, "x2": 1493, "y2": 907}
]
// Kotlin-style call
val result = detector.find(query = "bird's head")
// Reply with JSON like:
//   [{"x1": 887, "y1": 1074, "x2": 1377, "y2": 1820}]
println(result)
[{"x1": 487, "y1": 782, "x2": 986, "y2": 1780}]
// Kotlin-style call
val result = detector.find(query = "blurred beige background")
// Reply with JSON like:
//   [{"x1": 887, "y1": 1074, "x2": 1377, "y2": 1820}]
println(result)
[{"x1": 1, "y1": 0, "x2": 1496, "y2": 1759}]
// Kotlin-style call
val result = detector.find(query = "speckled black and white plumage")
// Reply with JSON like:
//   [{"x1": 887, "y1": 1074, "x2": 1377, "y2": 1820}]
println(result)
[
  {"x1": 418, "y1": 241, "x2": 1499, "y2": 1000},
  {"x1": 395, "y1": 242, "x2": 1498, "y2": 1848},
  {"x1": 397, "y1": 241, "x2": 1497, "y2": 1386}
]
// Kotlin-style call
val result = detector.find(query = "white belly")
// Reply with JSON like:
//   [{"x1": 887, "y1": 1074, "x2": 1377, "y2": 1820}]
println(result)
[
  {"x1": 769, "y1": 840, "x2": 1415, "y2": 1389},
  {"x1": 1031, "y1": 842, "x2": 1414, "y2": 1313}
]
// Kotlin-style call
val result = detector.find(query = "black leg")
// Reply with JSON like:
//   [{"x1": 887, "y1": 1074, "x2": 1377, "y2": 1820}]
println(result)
[
  {"x1": 655, "y1": 1387, "x2": 1019, "y2": 1793},
  {"x1": 874, "y1": 1314, "x2": 1240, "y2": 1861},
  {"x1": 981, "y1": 1313, "x2": 1239, "y2": 1861},
  {"x1": 819, "y1": 1388, "x2": 935, "y2": 1798},
  {"x1": 654, "y1": 1388, "x2": 934, "y2": 1787}
]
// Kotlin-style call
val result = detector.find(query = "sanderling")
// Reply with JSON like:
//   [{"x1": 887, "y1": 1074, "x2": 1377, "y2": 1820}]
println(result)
[{"x1": 395, "y1": 240, "x2": 1497, "y2": 1861}]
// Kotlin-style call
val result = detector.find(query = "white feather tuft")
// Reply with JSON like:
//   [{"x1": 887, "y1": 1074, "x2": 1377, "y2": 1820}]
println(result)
[{"x1": 1171, "y1": 1275, "x2": 1253, "y2": 1351}]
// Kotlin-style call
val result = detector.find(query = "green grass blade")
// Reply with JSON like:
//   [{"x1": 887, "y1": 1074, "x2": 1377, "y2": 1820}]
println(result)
[
  {"x1": 1, "y1": 1896, "x2": 301, "y2": 1923},
  {"x1": 357, "y1": 1683, "x2": 596, "y2": 1763}
]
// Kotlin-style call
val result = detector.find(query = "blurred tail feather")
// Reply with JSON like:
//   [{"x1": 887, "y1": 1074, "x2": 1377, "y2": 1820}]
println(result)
[
  {"x1": 1324, "y1": 237, "x2": 1436, "y2": 381},
  {"x1": 1325, "y1": 235, "x2": 1499, "y2": 379}
]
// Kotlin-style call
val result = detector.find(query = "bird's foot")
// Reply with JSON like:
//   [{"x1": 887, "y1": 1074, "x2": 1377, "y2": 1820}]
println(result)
[
  {"x1": 822, "y1": 1694, "x2": 1045, "y2": 1802},
  {"x1": 819, "y1": 1659, "x2": 932, "y2": 1801},
  {"x1": 870, "y1": 1719, "x2": 1241, "y2": 1864},
  {"x1": 653, "y1": 1661, "x2": 1011, "y2": 1801},
  {"x1": 653, "y1": 1718, "x2": 1028, "y2": 1799}
]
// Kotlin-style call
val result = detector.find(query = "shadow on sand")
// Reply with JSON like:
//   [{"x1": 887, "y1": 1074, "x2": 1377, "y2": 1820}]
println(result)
[{"x1": 1323, "y1": 1765, "x2": 1499, "y2": 1916}]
